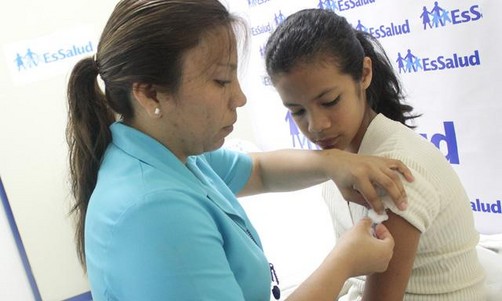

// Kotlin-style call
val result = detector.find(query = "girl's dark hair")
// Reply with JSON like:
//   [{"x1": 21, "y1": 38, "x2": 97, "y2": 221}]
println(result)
[
  {"x1": 66, "y1": 0, "x2": 242, "y2": 266},
  {"x1": 265, "y1": 8, "x2": 419, "y2": 126}
]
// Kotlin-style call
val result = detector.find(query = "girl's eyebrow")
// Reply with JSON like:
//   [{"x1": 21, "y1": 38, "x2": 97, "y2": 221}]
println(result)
[
  {"x1": 284, "y1": 86, "x2": 339, "y2": 108},
  {"x1": 314, "y1": 86, "x2": 339, "y2": 100}
]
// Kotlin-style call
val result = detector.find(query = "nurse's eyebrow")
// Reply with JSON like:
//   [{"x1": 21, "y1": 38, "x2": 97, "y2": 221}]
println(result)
[{"x1": 217, "y1": 63, "x2": 237, "y2": 71}]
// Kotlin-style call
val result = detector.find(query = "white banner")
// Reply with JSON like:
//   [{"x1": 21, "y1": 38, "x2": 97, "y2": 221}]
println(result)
[
  {"x1": 3, "y1": 26, "x2": 97, "y2": 85},
  {"x1": 237, "y1": 0, "x2": 501, "y2": 234}
]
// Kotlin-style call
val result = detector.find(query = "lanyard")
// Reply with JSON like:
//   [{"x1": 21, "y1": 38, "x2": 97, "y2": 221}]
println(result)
[{"x1": 242, "y1": 227, "x2": 281, "y2": 300}]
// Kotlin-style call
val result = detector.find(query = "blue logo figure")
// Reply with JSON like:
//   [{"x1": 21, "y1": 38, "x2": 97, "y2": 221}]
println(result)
[
  {"x1": 15, "y1": 48, "x2": 40, "y2": 71},
  {"x1": 412, "y1": 55, "x2": 423, "y2": 72},
  {"x1": 285, "y1": 111, "x2": 319, "y2": 150},
  {"x1": 396, "y1": 52, "x2": 406, "y2": 73},
  {"x1": 431, "y1": 2, "x2": 447, "y2": 27},
  {"x1": 420, "y1": 1, "x2": 452, "y2": 29},
  {"x1": 259, "y1": 44, "x2": 266, "y2": 58},
  {"x1": 14, "y1": 53, "x2": 26, "y2": 71},
  {"x1": 404, "y1": 49, "x2": 421, "y2": 72},
  {"x1": 24, "y1": 48, "x2": 39, "y2": 67},
  {"x1": 318, "y1": 0, "x2": 339, "y2": 13},
  {"x1": 274, "y1": 10, "x2": 286, "y2": 27},
  {"x1": 440, "y1": 8, "x2": 452, "y2": 25},
  {"x1": 397, "y1": 49, "x2": 423, "y2": 73},
  {"x1": 355, "y1": 20, "x2": 368, "y2": 32},
  {"x1": 420, "y1": 6, "x2": 433, "y2": 29}
]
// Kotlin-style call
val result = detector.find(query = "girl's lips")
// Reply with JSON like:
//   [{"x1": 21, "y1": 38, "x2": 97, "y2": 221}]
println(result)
[{"x1": 316, "y1": 137, "x2": 339, "y2": 149}]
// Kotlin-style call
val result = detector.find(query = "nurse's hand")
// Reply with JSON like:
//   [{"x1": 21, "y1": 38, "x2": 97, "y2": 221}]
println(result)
[
  {"x1": 323, "y1": 149, "x2": 414, "y2": 213},
  {"x1": 333, "y1": 218, "x2": 395, "y2": 277},
  {"x1": 285, "y1": 218, "x2": 394, "y2": 301}
]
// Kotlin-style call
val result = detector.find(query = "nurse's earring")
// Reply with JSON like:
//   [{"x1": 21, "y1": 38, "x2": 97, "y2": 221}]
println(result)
[{"x1": 154, "y1": 107, "x2": 161, "y2": 117}]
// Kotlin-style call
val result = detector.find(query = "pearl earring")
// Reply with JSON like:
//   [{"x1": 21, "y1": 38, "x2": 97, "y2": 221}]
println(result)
[{"x1": 154, "y1": 108, "x2": 161, "y2": 116}]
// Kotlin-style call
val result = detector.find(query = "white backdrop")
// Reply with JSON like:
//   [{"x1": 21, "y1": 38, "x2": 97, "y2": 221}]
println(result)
[
  {"x1": 0, "y1": 1, "x2": 500, "y2": 300},
  {"x1": 0, "y1": 2, "x2": 116, "y2": 300},
  {"x1": 236, "y1": 0, "x2": 502, "y2": 234}
]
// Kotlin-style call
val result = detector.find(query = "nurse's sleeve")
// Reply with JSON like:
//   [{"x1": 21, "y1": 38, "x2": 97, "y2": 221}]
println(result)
[
  {"x1": 104, "y1": 190, "x2": 246, "y2": 301},
  {"x1": 203, "y1": 149, "x2": 253, "y2": 194}
]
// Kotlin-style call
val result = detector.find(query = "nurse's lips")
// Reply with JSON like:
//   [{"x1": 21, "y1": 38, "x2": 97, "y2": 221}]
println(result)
[
  {"x1": 223, "y1": 125, "x2": 234, "y2": 134},
  {"x1": 222, "y1": 119, "x2": 236, "y2": 135}
]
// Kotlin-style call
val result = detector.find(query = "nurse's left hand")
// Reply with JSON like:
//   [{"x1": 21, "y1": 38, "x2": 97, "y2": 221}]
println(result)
[{"x1": 323, "y1": 149, "x2": 414, "y2": 213}]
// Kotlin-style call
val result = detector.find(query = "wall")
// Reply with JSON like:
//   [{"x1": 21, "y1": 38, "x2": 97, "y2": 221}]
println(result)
[
  {"x1": 1, "y1": 0, "x2": 500, "y2": 300},
  {"x1": 0, "y1": 2, "x2": 116, "y2": 300}
]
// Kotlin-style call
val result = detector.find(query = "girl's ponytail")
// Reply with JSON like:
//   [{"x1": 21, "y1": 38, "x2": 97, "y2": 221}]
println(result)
[{"x1": 355, "y1": 31, "x2": 418, "y2": 127}]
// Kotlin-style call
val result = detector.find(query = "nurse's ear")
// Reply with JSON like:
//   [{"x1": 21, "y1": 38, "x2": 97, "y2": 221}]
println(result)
[
  {"x1": 132, "y1": 83, "x2": 173, "y2": 118},
  {"x1": 361, "y1": 57, "x2": 373, "y2": 90}
]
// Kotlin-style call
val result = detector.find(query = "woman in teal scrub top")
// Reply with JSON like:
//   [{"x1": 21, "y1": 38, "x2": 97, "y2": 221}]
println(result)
[{"x1": 66, "y1": 1, "x2": 413, "y2": 300}]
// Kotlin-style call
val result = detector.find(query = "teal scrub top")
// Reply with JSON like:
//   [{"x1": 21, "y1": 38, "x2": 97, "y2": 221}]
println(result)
[{"x1": 85, "y1": 122, "x2": 271, "y2": 301}]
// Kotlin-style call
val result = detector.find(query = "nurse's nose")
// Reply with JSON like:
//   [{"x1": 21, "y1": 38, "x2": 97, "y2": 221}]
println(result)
[{"x1": 231, "y1": 81, "x2": 247, "y2": 109}]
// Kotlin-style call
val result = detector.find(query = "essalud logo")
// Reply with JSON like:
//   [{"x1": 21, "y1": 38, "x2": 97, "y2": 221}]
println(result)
[
  {"x1": 395, "y1": 49, "x2": 480, "y2": 73},
  {"x1": 13, "y1": 41, "x2": 93, "y2": 72},
  {"x1": 318, "y1": 0, "x2": 340, "y2": 12},
  {"x1": 251, "y1": 10, "x2": 286, "y2": 36},
  {"x1": 247, "y1": 0, "x2": 271, "y2": 7},
  {"x1": 318, "y1": 0, "x2": 375, "y2": 12},
  {"x1": 419, "y1": 1, "x2": 482, "y2": 30},
  {"x1": 353, "y1": 18, "x2": 410, "y2": 39}
]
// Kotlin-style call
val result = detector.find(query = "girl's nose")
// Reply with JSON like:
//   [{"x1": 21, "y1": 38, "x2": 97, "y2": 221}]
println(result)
[{"x1": 308, "y1": 110, "x2": 331, "y2": 133}]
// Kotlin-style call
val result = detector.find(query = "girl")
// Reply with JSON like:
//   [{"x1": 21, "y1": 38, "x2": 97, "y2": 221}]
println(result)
[{"x1": 265, "y1": 8, "x2": 486, "y2": 301}]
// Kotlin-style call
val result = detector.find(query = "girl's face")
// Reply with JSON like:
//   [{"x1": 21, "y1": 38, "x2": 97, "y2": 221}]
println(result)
[
  {"x1": 156, "y1": 27, "x2": 247, "y2": 161},
  {"x1": 273, "y1": 56, "x2": 375, "y2": 153}
]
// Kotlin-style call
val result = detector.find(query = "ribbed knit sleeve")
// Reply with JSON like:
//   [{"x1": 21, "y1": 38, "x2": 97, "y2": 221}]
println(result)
[{"x1": 323, "y1": 114, "x2": 486, "y2": 300}]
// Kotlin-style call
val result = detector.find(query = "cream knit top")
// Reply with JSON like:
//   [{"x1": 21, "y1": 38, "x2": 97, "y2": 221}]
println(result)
[{"x1": 323, "y1": 114, "x2": 486, "y2": 300}]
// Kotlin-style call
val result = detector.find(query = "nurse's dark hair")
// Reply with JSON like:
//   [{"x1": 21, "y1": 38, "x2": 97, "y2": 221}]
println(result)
[
  {"x1": 265, "y1": 8, "x2": 419, "y2": 125},
  {"x1": 66, "y1": 0, "x2": 244, "y2": 267}
]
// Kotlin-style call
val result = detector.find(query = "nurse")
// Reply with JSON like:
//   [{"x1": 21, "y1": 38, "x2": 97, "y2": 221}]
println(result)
[{"x1": 66, "y1": 1, "x2": 412, "y2": 300}]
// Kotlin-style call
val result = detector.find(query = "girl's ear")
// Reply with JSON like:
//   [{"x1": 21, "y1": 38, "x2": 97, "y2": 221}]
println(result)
[{"x1": 361, "y1": 56, "x2": 373, "y2": 90}]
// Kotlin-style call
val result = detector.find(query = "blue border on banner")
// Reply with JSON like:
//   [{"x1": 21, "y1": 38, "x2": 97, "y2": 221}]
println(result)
[
  {"x1": 0, "y1": 177, "x2": 43, "y2": 301},
  {"x1": 64, "y1": 291, "x2": 93, "y2": 301}
]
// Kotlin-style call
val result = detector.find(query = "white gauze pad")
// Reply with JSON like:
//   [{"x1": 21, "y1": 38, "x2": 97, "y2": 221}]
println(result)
[
  {"x1": 368, "y1": 209, "x2": 389, "y2": 224},
  {"x1": 367, "y1": 209, "x2": 389, "y2": 237}
]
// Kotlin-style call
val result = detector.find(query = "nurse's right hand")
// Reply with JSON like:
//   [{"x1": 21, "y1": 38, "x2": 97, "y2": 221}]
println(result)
[
  {"x1": 285, "y1": 218, "x2": 394, "y2": 301},
  {"x1": 334, "y1": 218, "x2": 395, "y2": 277}
]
